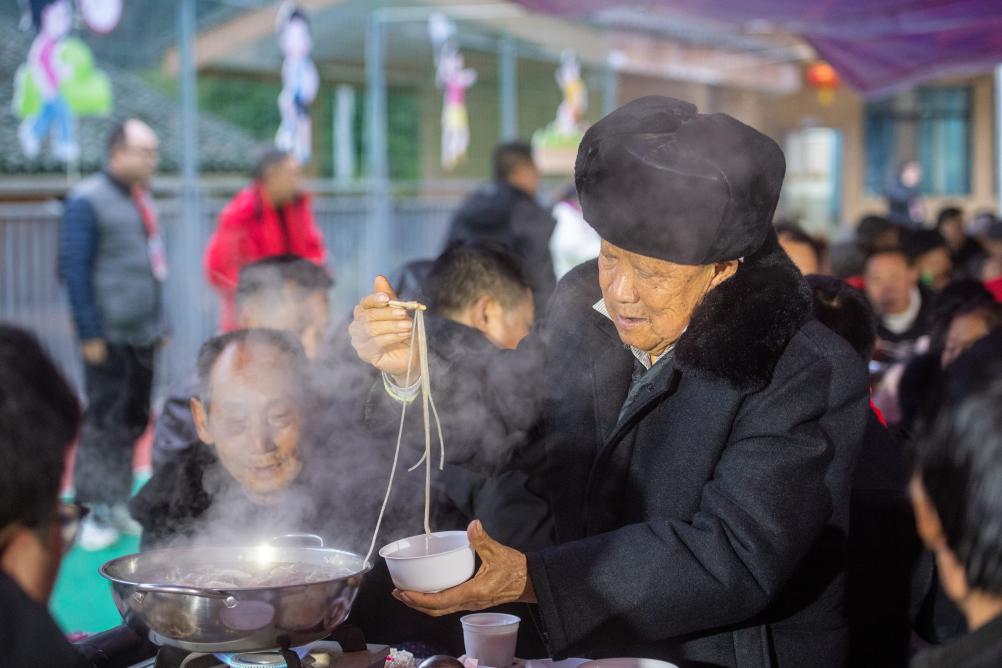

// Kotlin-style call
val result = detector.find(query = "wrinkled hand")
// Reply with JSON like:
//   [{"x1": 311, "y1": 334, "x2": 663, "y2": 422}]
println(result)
[
  {"x1": 81, "y1": 338, "x2": 107, "y2": 365},
  {"x1": 349, "y1": 276, "x2": 417, "y2": 383},
  {"x1": 392, "y1": 520, "x2": 536, "y2": 616}
]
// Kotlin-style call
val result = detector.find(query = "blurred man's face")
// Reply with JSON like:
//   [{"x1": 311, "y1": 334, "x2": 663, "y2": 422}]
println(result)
[
  {"x1": 109, "y1": 120, "x2": 160, "y2": 186},
  {"x1": 915, "y1": 248, "x2": 952, "y2": 292},
  {"x1": 779, "y1": 235, "x2": 820, "y2": 275},
  {"x1": 239, "y1": 285, "x2": 331, "y2": 360},
  {"x1": 599, "y1": 240, "x2": 736, "y2": 360},
  {"x1": 193, "y1": 342, "x2": 303, "y2": 501},
  {"x1": 939, "y1": 217, "x2": 966, "y2": 251},
  {"x1": 986, "y1": 238, "x2": 1002, "y2": 261},
  {"x1": 901, "y1": 162, "x2": 922, "y2": 188},
  {"x1": 0, "y1": 513, "x2": 64, "y2": 604},
  {"x1": 484, "y1": 290, "x2": 534, "y2": 350},
  {"x1": 508, "y1": 162, "x2": 540, "y2": 198},
  {"x1": 263, "y1": 157, "x2": 302, "y2": 205},
  {"x1": 941, "y1": 312, "x2": 991, "y2": 368},
  {"x1": 864, "y1": 253, "x2": 918, "y2": 317}
]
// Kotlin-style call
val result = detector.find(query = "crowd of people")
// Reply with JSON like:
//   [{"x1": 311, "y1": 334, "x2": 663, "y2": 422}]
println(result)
[{"x1": 2, "y1": 97, "x2": 1002, "y2": 668}]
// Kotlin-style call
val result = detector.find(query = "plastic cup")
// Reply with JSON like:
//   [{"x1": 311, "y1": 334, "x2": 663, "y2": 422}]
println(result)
[{"x1": 460, "y1": 613, "x2": 520, "y2": 668}]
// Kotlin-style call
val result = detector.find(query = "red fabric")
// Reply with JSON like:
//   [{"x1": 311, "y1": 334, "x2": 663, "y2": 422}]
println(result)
[
  {"x1": 131, "y1": 185, "x2": 159, "y2": 238},
  {"x1": 846, "y1": 275, "x2": 864, "y2": 291},
  {"x1": 870, "y1": 401, "x2": 887, "y2": 428},
  {"x1": 985, "y1": 275, "x2": 1002, "y2": 303},
  {"x1": 204, "y1": 184, "x2": 327, "y2": 331}
]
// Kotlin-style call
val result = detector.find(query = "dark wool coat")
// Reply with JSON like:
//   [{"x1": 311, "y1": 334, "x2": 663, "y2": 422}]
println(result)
[{"x1": 525, "y1": 238, "x2": 870, "y2": 668}]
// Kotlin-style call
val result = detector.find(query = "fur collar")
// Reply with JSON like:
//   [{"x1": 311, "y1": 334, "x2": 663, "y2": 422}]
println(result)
[{"x1": 674, "y1": 232, "x2": 812, "y2": 391}]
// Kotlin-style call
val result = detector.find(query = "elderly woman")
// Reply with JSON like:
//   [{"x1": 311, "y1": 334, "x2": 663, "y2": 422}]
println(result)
[{"x1": 350, "y1": 97, "x2": 869, "y2": 668}]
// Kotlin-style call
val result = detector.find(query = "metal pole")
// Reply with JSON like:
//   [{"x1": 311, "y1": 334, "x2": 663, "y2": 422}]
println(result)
[
  {"x1": 603, "y1": 58, "x2": 620, "y2": 116},
  {"x1": 996, "y1": 63, "x2": 1002, "y2": 215},
  {"x1": 499, "y1": 33, "x2": 518, "y2": 140},
  {"x1": 177, "y1": 0, "x2": 201, "y2": 358},
  {"x1": 365, "y1": 12, "x2": 392, "y2": 285}
]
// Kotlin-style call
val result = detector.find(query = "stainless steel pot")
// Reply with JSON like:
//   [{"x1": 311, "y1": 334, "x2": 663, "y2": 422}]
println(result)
[{"x1": 99, "y1": 535, "x2": 370, "y2": 653}]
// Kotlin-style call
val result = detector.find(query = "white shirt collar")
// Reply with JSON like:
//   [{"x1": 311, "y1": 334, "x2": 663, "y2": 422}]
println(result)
[
  {"x1": 593, "y1": 299, "x2": 677, "y2": 370},
  {"x1": 883, "y1": 286, "x2": 922, "y2": 335}
]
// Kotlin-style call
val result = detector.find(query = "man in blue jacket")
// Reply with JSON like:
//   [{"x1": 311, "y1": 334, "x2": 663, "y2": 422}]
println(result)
[{"x1": 59, "y1": 117, "x2": 164, "y2": 550}]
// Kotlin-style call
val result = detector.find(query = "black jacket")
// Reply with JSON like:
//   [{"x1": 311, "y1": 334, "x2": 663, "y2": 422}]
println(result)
[
  {"x1": 447, "y1": 181, "x2": 557, "y2": 315},
  {"x1": 525, "y1": 238, "x2": 870, "y2": 667},
  {"x1": 0, "y1": 571, "x2": 91, "y2": 668},
  {"x1": 911, "y1": 613, "x2": 1002, "y2": 668}
]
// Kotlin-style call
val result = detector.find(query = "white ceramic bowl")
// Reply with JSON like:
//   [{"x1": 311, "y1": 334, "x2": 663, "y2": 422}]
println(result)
[
  {"x1": 379, "y1": 531, "x2": 475, "y2": 593},
  {"x1": 580, "y1": 660, "x2": 678, "y2": 668}
]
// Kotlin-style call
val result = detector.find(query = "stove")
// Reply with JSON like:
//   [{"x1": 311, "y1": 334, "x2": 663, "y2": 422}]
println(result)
[{"x1": 126, "y1": 641, "x2": 389, "y2": 668}]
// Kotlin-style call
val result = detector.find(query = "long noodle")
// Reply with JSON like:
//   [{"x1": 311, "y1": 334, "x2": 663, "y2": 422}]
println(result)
[{"x1": 364, "y1": 308, "x2": 446, "y2": 565}]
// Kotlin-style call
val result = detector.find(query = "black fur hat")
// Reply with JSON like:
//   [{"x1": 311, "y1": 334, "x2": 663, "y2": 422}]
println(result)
[{"x1": 575, "y1": 95, "x2": 786, "y2": 265}]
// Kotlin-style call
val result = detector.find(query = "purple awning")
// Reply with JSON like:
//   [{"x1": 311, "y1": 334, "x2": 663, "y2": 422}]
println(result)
[{"x1": 517, "y1": 0, "x2": 1002, "y2": 96}]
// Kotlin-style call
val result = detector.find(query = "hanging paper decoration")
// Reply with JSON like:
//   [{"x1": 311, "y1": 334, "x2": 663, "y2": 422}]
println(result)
[
  {"x1": 806, "y1": 61, "x2": 840, "y2": 106},
  {"x1": 77, "y1": 0, "x2": 123, "y2": 34},
  {"x1": 275, "y1": 2, "x2": 319, "y2": 164},
  {"x1": 12, "y1": 0, "x2": 113, "y2": 163},
  {"x1": 555, "y1": 50, "x2": 587, "y2": 136},
  {"x1": 532, "y1": 50, "x2": 588, "y2": 175},
  {"x1": 429, "y1": 13, "x2": 476, "y2": 172}
]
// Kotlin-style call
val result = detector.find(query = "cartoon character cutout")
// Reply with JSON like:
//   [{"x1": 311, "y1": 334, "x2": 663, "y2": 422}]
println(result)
[
  {"x1": 18, "y1": 0, "x2": 75, "y2": 161},
  {"x1": 276, "y1": 3, "x2": 319, "y2": 165},
  {"x1": 436, "y1": 42, "x2": 477, "y2": 172},
  {"x1": 555, "y1": 51, "x2": 587, "y2": 136},
  {"x1": 13, "y1": 0, "x2": 114, "y2": 163}
]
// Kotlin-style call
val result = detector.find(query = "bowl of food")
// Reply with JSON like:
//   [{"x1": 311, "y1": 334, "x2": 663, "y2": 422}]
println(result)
[
  {"x1": 581, "y1": 659, "x2": 678, "y2": 668},
  {"x1": 379, "y1": 531, "x2": 475, "y2": 593}
]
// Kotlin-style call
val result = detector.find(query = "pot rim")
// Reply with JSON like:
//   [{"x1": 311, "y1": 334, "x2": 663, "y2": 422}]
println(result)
[{"x1": 99, "y1": 545, "x2": 372, "y2": 593}]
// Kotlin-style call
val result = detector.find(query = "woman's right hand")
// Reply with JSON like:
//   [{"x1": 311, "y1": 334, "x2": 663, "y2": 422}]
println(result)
[{"x1": 349, "y1": 276, "x2": 419, "y2": 384}]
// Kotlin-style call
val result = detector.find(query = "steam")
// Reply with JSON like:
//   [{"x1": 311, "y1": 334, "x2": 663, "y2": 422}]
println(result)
[{"x1": 139, "y1": 297, "x2": 546, "y2": 565}]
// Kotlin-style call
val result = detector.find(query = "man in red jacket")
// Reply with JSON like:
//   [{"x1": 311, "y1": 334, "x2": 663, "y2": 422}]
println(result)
[{"x1": 205, "y1": 149, "x2": 327, "y2": 330}]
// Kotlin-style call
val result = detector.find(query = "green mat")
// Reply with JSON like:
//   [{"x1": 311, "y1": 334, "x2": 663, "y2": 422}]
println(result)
[{"x1": 51, "y1": 533, "x2": 140, "y2": 633}]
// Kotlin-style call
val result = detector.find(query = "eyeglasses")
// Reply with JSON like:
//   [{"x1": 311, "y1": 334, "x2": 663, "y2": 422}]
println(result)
[{"x1": 57, "y1": 502, "x2": 88, "y2": 554}]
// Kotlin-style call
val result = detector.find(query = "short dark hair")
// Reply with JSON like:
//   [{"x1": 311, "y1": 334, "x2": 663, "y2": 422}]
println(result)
[
  {"x1": 928, "y1": 280, "x2": 996, "y2": 351},
  {"x1": 828, "y1": 240, "x2": 867, "y2": 280},
  {"x1": 856, "y1": 215, "x2": 903, "y2": 253},
  {"x1": 196, "y1": 328, "x2": 307, "y2": 405},
  {"x1": 253, "y1": 149, "x2": 294, "y2": 181},
  {"x1": 864, "y1": 246, "x2": 912, "y2": 270},
  {"x1": 950, "y1": 299, "x2": 1002, "y2": 333},
  {"x1": 492, "y1": 141, "x2": 534, "y2": 181},
  {"x1": 806, "y1": 275, "x2": 877, "y2": 360},
  {"x1": 106, "y1": 118, "x2": 145, "y2": 156},
  {"x1": 0, "y1": 325, "x2": 80, "y2": 530},
  {"x1": 902, "y1": 229, "x2": 949, "y2": 262},
  {"x1": 775, "y1": 222, "x2": 824, "y2": 267},
  {"x1": 426, "y1": 240, "x2": 531, "y2": 315},
  {"x1": 236, "y1": 255, "x2": 333, "y2": 309},
  {"x1": 936, "y1": 206, "x2": 964, "y2": 229},
  {"x1": 916, "y1": 373, "x2": 1002, "y2": 596}
]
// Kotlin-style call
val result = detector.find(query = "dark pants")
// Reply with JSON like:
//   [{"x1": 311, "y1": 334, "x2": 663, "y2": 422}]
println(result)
[{"x1": 74, "y1": 343, "x2": 154, "y2": 507}]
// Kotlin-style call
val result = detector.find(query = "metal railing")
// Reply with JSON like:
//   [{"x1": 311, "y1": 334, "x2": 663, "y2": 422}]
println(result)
[{"x1": 0, "y1": 190, "x2": 458, "y2": 398}]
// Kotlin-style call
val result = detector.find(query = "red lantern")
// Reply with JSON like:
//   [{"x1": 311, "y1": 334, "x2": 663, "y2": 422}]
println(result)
[{"x1": 806, "y1": 61, "x2": 839, "y2": 105}]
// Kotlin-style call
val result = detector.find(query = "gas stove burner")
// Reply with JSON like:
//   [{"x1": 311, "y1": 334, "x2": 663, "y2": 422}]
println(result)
[{"x1": 215, "y1": 647, "x2": 305, "y2": 668}]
